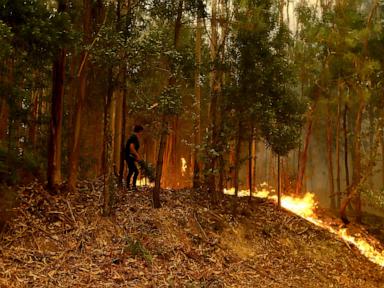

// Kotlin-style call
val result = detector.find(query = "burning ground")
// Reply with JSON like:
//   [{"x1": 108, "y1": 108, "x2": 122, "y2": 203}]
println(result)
[{"x1": 0, "y1": 182, "x2": 384, "y2": 287}]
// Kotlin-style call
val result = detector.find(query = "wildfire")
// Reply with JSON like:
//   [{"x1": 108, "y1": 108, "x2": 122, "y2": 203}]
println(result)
[
  {"x1": 136, "y1": 177, "x2": 153, "y2": 187},
  {"x1": 181, "y1": 157, "x2": 187, "y2": 176},
  {"x1": 224, "y1": 186, "x2": 384, "y2": 267}
]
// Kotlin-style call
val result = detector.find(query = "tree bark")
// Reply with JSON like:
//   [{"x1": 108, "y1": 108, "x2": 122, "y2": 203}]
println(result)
[
  {"x1": 295, "y1": 101, "x2": 316, "y2": 195},
  {"x1": 277, "y1": 155, "x2": 281, "y2": 208},
  {"x1": 234, "y1": 121, "x2": 242, "y2": 197},
  {"x1": 382, "y1": 129, "x2": 384, "y2": 187},
  {"x1": 153, "y1": 0, "x2": 183, "y2": 205},
  {"x1": 248, "y1": 127, "x2": 253, "y2": 199},
  {"x1": 192, "y1": 15, "x2": 202, "y2": 189},
  {"x1": 153, "y1": 116, "x2": 167, "y2": 208},
  {"x1": 326, "y1": 102, "x2": 335, "y2": 210},
  {"x1": 47, "y1": 8, "x2": 66, "y2": 193},
  {"x1": 68, "y1": 0, "x2": 92, "y2": 193},
  {"x1": 336, "y1": 83, "x2": 342, "y2": 209},
  {"x1": 340, "y1": 96, "x2": 365, "y2": 223},
  {"x1": 119, "y1": 71, "x2": 127, "y2": 185},
  {"x1": 343, "y1": 104, "x2": 350, "y2": 188},
  {"x1": 29, "y1": 89, "x2": 39, "y2": 149},
  {"x1": 102, "y1": 67, "x2": 114, "y2": 216},
  {"x1": 206, "y1": 0, "x2": 219, "y2": 199}
]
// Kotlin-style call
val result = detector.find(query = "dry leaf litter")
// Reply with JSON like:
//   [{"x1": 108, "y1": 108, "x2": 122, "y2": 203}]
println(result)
[{"x1": 0, "y1": 180, "x2": 383, "y2": 287}]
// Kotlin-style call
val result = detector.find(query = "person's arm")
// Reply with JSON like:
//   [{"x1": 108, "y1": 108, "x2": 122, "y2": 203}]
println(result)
[{"x1": 129, "y1": 143, "x2": 141, "y2": 161}]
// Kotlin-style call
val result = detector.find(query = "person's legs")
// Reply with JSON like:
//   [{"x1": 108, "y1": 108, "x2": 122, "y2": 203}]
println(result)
[
  {"x1": 127, "y1": 157, "x2": 137, "y2": 189},
  {"x1": 132, "y1": 166, "x2": 139, "y2": 189}
]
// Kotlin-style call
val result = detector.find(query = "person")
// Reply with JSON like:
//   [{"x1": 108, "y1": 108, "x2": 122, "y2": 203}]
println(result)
[{"x1": 125, "y1": 125, "x2": 144, "y2": 190}]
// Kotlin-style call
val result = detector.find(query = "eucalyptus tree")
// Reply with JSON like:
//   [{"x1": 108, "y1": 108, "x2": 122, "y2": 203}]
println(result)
[
  {"x1": 225, "y1": 0, "x2": 304, "y2": 204},
  {"x1": 0, "y1": 0, "x2": 78, "y2": 189}
]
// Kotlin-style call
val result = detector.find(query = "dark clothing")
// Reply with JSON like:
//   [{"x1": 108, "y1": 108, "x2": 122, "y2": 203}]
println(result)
[
  {"x1": 125, "y1": 134, "x2": 140, "y2": 160},
  {"x1": 127, "y1": 156, "x2": 139, "y2": 188},
  {"x1": 125, "y1": 134, "x2": 140, "y2": 188}
]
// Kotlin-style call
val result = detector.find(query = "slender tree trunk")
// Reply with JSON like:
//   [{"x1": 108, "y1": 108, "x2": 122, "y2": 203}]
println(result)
[
  {"x1": 248, "y1": 127, "x2": 253, "y2": 199},
  {"x1": 253, "y1": 137, "x2": 257, "y2": 191},
  {"x1": 207, "y1": 0, "x2": 219, "y2": 199},
  {"x1": 29, "y1": 90, "x2": 39, "y2": 148},
  {"x1": 68, "y1": 0, "x2": 91, "y2": 192},
  {"x1": 0, "y1": 59, "x2": 12, "y2": 142},
  {"x1": 343, "y1": 104, "x2": 350, "y2": 188},
  {"x1": 382, "y1": 129, "x2": 384, "y2": 187},
  {"x1": 295, "y1": 101, "x2": 316, "y2": 194},
  {"x1": 192, "y1": 15, "x2": 202, "y2": 189},
  {"x1": 102, "y1": 67, "x2": 114, "y2": 216},
  {"x1": 119, "y1": 71, "x2": 127, "y2": 185},
  {"x1": 153, "y1": 0, "x2": 183, "y2": 204},
  {"x1": 340, "y1": 96, "x2": 365, "y2": 223},
  {"x1": 336, "y1": 83, "x2": 342, "y2": 209},
  {"x1": 234, "y1": 121, "x2": 242, "y2": 197},
  {"x1": 277, "y1": 155, "x2": 281, "y2": 208},
  {"x1": 48, "y1": 36, "x2": 66, "y2": 192},
  {"x1": 153, "y1": 116, "x2": 167, "y2": 208},
  {"x1": 114, "y1": 90, "x2": 123, "y2": 177},
  {"x1": 326, "y1": 103, "x2": 335, "y2": 210}
]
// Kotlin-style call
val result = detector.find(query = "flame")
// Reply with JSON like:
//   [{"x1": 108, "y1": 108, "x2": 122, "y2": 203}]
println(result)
[
  {"x1": 181, "y1": 157, "x2": 187, "y2": 176},
  {"x1": 224, "y1": 186, "x2": 384, "y2": 267},
  {"x1": 136, "y1": 178, "x2": 153, "y2": 187}
]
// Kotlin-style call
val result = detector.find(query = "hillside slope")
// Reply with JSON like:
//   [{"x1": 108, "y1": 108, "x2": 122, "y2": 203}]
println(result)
[{"x1": 0, "y1": 182, "x2": 383, "y2": 287}]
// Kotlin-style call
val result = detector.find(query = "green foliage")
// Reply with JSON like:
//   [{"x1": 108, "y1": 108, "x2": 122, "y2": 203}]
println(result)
[
  {"x1": 0, "y1": 19, "x2": 13, "y2": 60},
  {"x1": 228, "y1": 0, "x2": 305, "y2": 156},
  {"x1": 159, "y1": 85, "x2": 182, "y2": 115},
  {"x1": 124, "y1": 236, "x2": 153, "y2": 263}
]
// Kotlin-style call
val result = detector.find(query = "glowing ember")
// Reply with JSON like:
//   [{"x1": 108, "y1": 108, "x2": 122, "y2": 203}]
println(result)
[
  {"x1": 224, "y1": 186, "x2": 384, "y2": 267},
  {"x1": 181, "y1": 158, "x2": 187, "y2": 176}
]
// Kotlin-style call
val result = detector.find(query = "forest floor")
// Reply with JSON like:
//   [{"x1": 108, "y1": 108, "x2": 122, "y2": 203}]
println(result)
[{"x1": 0, "y1": 181, "x2": 384, "y2": 288}]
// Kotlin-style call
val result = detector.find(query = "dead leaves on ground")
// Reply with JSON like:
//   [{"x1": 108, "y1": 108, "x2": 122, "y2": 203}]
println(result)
[{"x1": 0, "y1": 181, "x2": 383, "y2": 287}]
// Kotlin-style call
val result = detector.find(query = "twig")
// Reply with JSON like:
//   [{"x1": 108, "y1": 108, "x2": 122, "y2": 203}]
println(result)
[
  {"x1": 66, "y1": 200, "x2": 77, "y2": 227},
  {"x1": 193, "y1": 212, "x2": 208, "y2": 241}
]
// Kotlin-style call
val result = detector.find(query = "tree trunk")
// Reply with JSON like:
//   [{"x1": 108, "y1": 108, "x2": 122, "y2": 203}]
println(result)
[
  {"x1": 253, "y1": 137, "x2": 257, "y2": 191},
  {"x1": 295, "y1": 102, "x2": 316, "y2": 194},
  {"x1": 382, "y1": 128, "x2": 384, "y2": 187},
  {"x1": 277, "y1": 155, "x2": 281, "y2": 208},
  {"x1": 47, "y1": 29, "x2": 66, "y2": 192},
  {"x1": 192, "y1": 15, "x2": 202, "y2": 189},
  {"x1": 0, "y1": 59, "x2": 12, "y2": 142},
  {"x1": 119, "y1": 71, "x2": 127, "y2": 185},
  {"x1": 234, "y1": 121, "x2": 242, "y2": 197},
  {"x1": 343, "y1": 104, "x2": 350, "y2": 188},
  {"x1": 336, "y1": 83, "x2": 342, "y2": 209},
  {"x1": 68, "y1": 0, "x2": 92, "y2": 193},
  {"x1": 340, "y1": 97, "x2": 365, "y2": 223},
  {"x1": 29, "y1": 90, "x2": 39, "y2": 149},
  {"x1": 326, "y1": 102, "x2": 335, "y2": 210},
  {"x1": 153, "y1": 117, "x2": 167, "y2": 208},
  {"x1": 206, "y1": 0, "x2": 219, "y2": 199},
  {"x1": 102, "y1": 67, "x2": 114, "y2": 216},
  {"x1": 248, "y1": 127, "x2": 253, "y2": 199}
]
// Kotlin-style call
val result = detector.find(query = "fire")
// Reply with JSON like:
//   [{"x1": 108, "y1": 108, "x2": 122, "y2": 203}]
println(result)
[
  {"x1": 136, "y1": 177, "x2": 153, "y2": 187},
  {"x1": 181, "y1": 157, "x2": 187, "y2": 176},
  {"x1": 224, "y1": 186, "x2": 384, "y2": 267}
]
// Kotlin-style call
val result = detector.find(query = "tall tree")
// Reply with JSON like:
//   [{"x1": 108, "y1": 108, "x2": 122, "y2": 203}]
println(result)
[{"x1": 47, "y1": 0, "x2": 67, "y2": 192}]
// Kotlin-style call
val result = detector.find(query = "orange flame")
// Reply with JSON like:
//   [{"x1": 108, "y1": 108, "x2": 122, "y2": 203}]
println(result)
[
  {"x1": 181, "y1": 158, "x2": 187, "y2": 176},
  {"x1": 224, "y1": 186, "x2": 384, "y2": 267},
  {"x1": 136, "y1": 178, "x2": 153, "y2": 187}
]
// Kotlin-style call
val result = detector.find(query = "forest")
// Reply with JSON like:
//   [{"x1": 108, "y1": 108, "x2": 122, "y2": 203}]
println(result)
[{"x1": 1, "y1": 0, "x2": 384, "y2": 287}]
